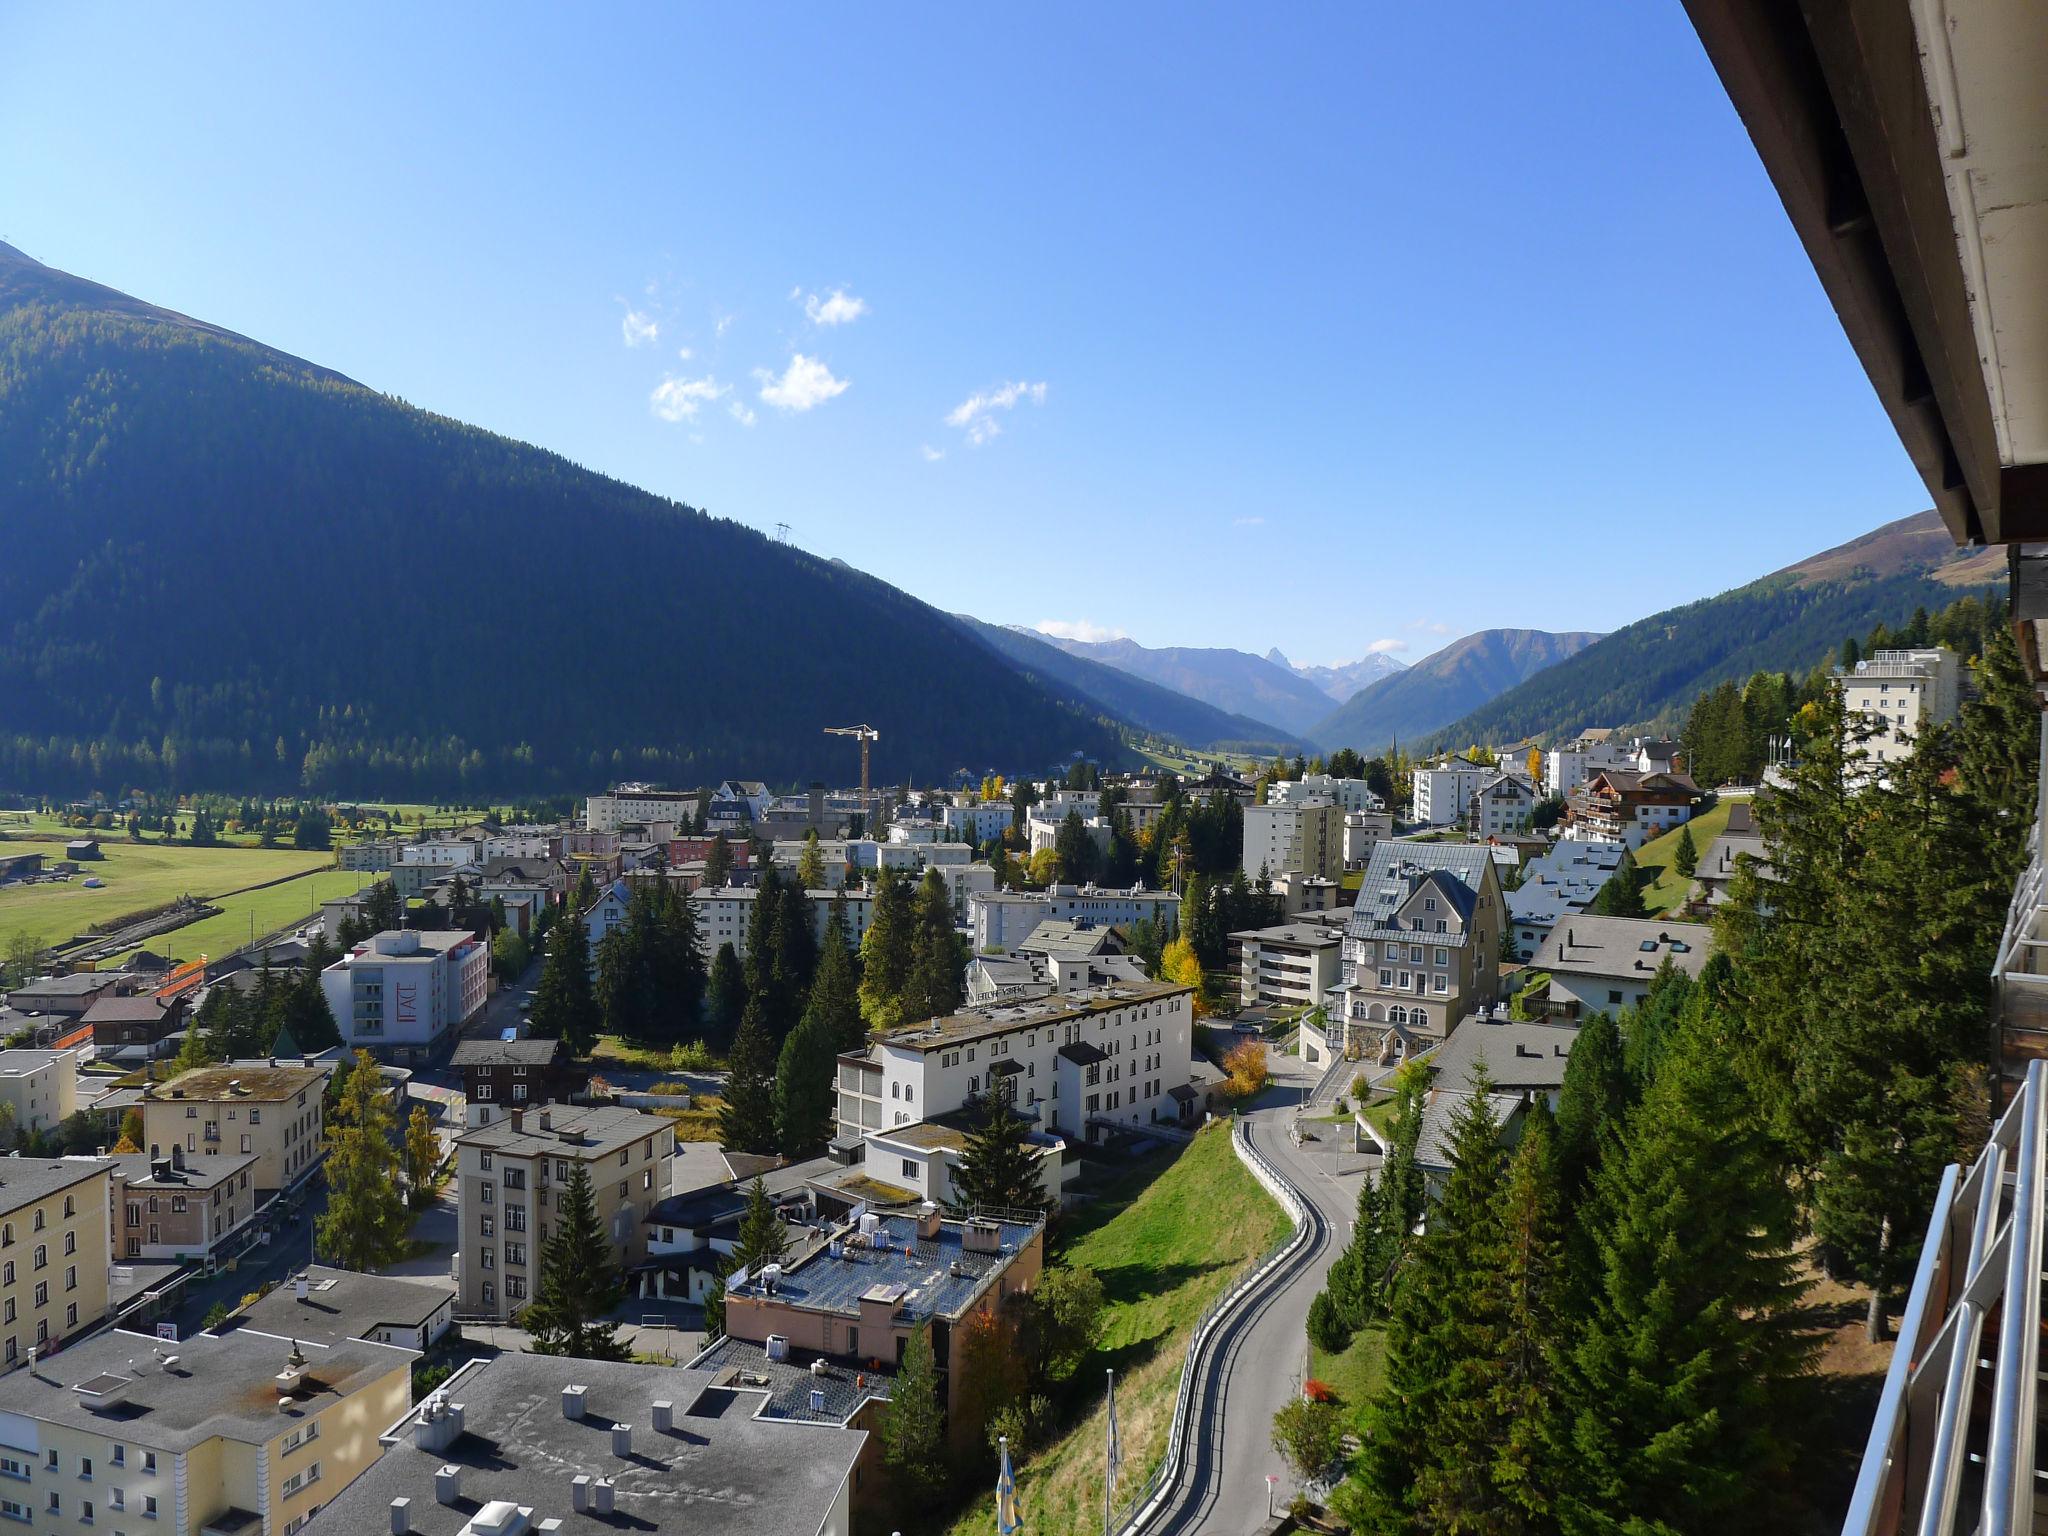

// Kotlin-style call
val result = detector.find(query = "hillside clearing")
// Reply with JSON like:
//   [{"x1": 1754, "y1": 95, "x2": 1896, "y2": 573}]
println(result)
[
  {"x1": 1635, "y1": 800, "x2": 1735, "y2": 916},
  {"x1": 0, "y1": 842, "x2": 341, "y2": 954},
  {"x1": 942, "y1": 1121, "x2": 1287, "y2": 1536}
]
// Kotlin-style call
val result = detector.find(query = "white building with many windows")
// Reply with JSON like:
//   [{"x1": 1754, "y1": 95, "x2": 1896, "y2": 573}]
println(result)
[
  {"x1": 1412, "y1": 761, "x2": 1490, "y2": 826},
  {"x1": 1836, "y1": 646, "x2": 1963, "y2": 767},
  {"x1": 317, "y1": 929, "x2": 490, "y2": 1065},
  {"x1": 1330, "y1": 843, "x2": 1505, "y2": 1059},
  {"x1": 969, "y1": 885, "x2": 1180, "y2": 952},
  {"x1": 1270, "y1": 775, "x2": 1383, "y2": 814},
  {"x1": 1243, "y1": 797, "x2": 1343, "y2": 881}
]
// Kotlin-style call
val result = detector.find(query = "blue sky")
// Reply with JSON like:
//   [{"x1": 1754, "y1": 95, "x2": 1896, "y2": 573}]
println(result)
[{"x1": 0, "y1": 3, "x2": 1925, "y2": 665}]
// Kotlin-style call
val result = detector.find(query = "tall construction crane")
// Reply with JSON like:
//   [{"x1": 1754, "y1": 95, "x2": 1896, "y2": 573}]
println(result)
[{"x1": 824, "y1": 724, "x2": 880, "y2": 836}]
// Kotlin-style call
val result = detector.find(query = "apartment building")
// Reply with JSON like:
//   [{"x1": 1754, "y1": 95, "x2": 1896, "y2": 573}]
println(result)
[
  {"x1": 452, "y1": 1106, "x2": 676, "y2": 1321},
  {"x1": 585, "y1": 784, "x2": 699, "y2": 833},
  {"x1": 309, "y1": 1352, "x2": 869, "y2": 1536},
  {"x1": 836, "y1": 978, "x2": 1197, "y2": 1151},
  {"x1": 0, "y1": 1160, "x2": 112, "y2": 1369},
  {"x1": 1343, "y1": 810, "x2": 1394, "y2": 870},
  {"x1": 1233, "y1": 920, "x2": 1346, "y2": 1011},
  {"x1": 969, "y1": 885, "x2": 1181, "y2": 952},
  {"x1": 1411, "y1": 761, "x2": 1491, "y2": 826},
  {"x1": 1836, "y1": 647, "x2": 1963, "y2": 766},
  {"x1": 1025, "y1": 809, "x2": 1111, "y2": 860},
  {"x1": 1470, "y1": 772, "x2": 1540, "y2": 838},
  {"x1": 1331, "y1": 843, "x2": 1506, "y2": 1058},
  {"x1": 317, "y1": 930, "x2": 489, "y2": 1066},
  {"x1": 1544, "y1": 736, "x2": 1630, "y2": 799},
  {"x1": 1242, "y1": 797, "x2": 1343, "y2": 881},
  {"x1": 1531, "y1": 916, "x2": 1716, "y2": 1019},
  {"x1": 0, "y1": 1051, "x2": 79, "y2": 1140},
  {"x1": 687, "y1": 885, "x2": 876, "y2": 963},
  {"x1": 106, "y1": 1149, "x2": 257, "y2": 1264},
  {"x1": 943, "y1": 798, "x2": 1016, "y2": 845},
  {"x1": 0, "y1": 1324, "x2": 413, "y2": 1536},
  {"x1": 140, "y1": 1063, "x2": 327, "y2": 1200},
  {"x1": 1563, "y1": 769, "x2": 1699, "y2": 849},
  {"x1": 1270, "y1": 774, "x2": 1382, "y2": 813},
  {"x1": 447, "y1": 1036, "x2": 588, "y2": 1128}
]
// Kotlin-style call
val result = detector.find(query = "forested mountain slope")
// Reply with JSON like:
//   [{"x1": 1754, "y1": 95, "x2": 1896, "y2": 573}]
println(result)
[
  {"x1": 1311, "y1": 628, "x2": 1599, "y2": 751},
  {"x1": 1038, "y1": 634, "x2": 1339, "y2": 736},
  {"x1": 0, "y1": 241, "x2": 1123, "y2": 797}
]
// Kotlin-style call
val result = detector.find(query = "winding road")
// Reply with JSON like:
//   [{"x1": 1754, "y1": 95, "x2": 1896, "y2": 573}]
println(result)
[{"x1": 1138, "y1": 1053, "x2": 1375, "y2": 1535}]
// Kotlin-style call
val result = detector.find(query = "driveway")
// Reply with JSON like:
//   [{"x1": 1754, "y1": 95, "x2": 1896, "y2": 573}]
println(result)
[{"x1": 1140, "y1": 1054, "x2": 1368, "y2": 1535}]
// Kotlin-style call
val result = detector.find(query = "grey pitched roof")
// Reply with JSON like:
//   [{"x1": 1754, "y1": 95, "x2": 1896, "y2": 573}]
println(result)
[
  {"x1": 1429, "y1": 1016, "x2": 1580, "y2": 1094},
  {"x1": 452, "y1": 1104, "x2": 668, "y2": 1158},
  {"x1": 1414, "y1": 1090, "x2": 1526, "y2": 1171},
  {"x1": 448, "y1": 1036, "x2": 565, "y2": 1068},
  {"x1": 0, "y1": 1157, "x2": 113, "y2": 1219},
  {"x1": 304, "y1": 1352, "x2": 866, "y2": 1536},
  {"x1": 1345, "y1": 843, "x2": 1493, "y2": 943},
  {"x1": 1532, "y1": 916, "x2": 1716, "y2": 981}
]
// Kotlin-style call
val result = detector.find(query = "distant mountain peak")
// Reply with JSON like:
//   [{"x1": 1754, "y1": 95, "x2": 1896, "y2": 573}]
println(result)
[{"x1": 1265, "y1": 646, "x2": 1291, "y2": 668}]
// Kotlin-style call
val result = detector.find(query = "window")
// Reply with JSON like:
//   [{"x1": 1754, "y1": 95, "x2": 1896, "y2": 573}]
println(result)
[
  {"x1": 82, "y1": 1500, "x2": 93, "y2": 1525},
  {"x1": 33, "y1": 1284, "x2": 46, "y2": 1308},
  {"x1": 901, "y1": 1158, "x2": 919, "y2": 1179},
  {"x1": 0, "y1": 1458, "x2": 23, "y2": 1481},
  {"x1": 30, "y1": 1247, "x2": 42, "y2": 1271},
  {"x1": 241, "y1": 1135, "x2": 252, "y2": 1155},
  {"x1": 0, "y1": 1500, "x2": 22, "y2": 1524},
  {"x1": 142, "y1": 1456, "x2": 155, "y2": 1475},
  {"x1": 279, "y1": 1465, "x2": 321, "y2": 1498},
  {"x1": 481, "y1": 1282, "x2": 495, "y2": 1306},
  {"x1": 110, "y1": 1448, "x2": 123, "y2": 1468},
  {"x1": 111, "y1": 1490, "x2": 123, "y2": 1510},
  {"x1": 248, "y1": 1108, "x2": 260, "y2": 1125},
  {"x1": 62, "y1": 1196, "x2": 74, "y2": 1218},
  {"x1": 65, "y1": 1304, "x2": 76, "y2": 1329},
  {"x1": 282, "y1": 1423, "x2": 319, "y2": 1454},
  {"x1": 1608, "y1": 990, "x2": 1624, "y2": 1005},
  {"x1": 506, "y1": 1243, "x2": 526, "y2": 1267},
  {"x1": 144, "y1": 1495, "x2": 159, "y2": 1518},
  {"x1": 66, "y1": 1266, "x2": 76, "y2": 1291},
  {"x1": 506, "y1": 1275, "x2": 526, "y2": 1300}
]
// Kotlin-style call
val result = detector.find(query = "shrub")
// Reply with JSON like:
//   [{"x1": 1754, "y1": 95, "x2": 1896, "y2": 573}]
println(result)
[{"x1": 1303, "y1": 1377, "x2": 1336, "y2": 1403}]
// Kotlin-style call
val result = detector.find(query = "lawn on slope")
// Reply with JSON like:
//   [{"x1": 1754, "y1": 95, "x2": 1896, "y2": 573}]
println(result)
[
  {"x1": 1635, "y1": 800, "x2": 1735, "y2": 916},
  {"x1": 128, "y1": 867, "x2": 371, "y2": 964},
  {"x1": 941, "y1": 1121, "x2": 1289, "y2": 1536},
  {"x1": 0, "y1": 840, "x2": 340, "y2": 953}
]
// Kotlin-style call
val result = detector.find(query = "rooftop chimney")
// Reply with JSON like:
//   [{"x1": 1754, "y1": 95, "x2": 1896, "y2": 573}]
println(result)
[
  {"x1": 434, "y1": 1465, "x2": 461, "y2": 1507},
  {"x1": 592, "y1": 1480, "x2": 615, "y2": 1516},
  {"x1": 651, "y1": 1400, "x2": 673, "y2": 1435},
  {"x1": 538, "y1": 1111, "x2": 552, "y2": 1133},
  {"x1": 509, "y1": 1109, "x2": 525, "y2": 1136},
  {"x1": 562, "y1": 1384, "x2": 586, "y2": 1420},
  {"x1": 611, "y1": 1423, "x2": 633, "y2": 1458},
  {"x1": 170, "y1": 1145, "x2": 185, "y2": 1172},
  {"x1": 570, "y1": 1477, "x2": 591, "y2": 1514},
  {"x1": 917, "y1": 1201, "x2": 941, "y2": 1240},
  {"x1": 389, "y1": 1498, "x2": 412, "y2": 1536}
]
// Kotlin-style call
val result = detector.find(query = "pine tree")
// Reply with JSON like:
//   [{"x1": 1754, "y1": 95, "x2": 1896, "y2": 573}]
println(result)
[
  {"x1": 1672, "y1": 823, "x2": 1698, "y2": 878},
  {"x1": 704, "y1": 942, "x2": 747, "y2": 1051},
  {"x1": 902, "y1": 868, "x2": 963, "y2": 1023},
  {"x1": 651, "y1": 879, "x2": 706, "y2": 1038},
  {"x1": 1340, "y1": 1085, "x2": 1509, "y2": 1534},
  {"x1": 1560, "y1": 1009, "x2": 1814, "y2": 1534},
  {"x1": 736, "y1": 1176, "x2": 790, "y2": 1269},
  {"x1": 795, "y1": 829, "x2": 826, "y2": 890},
  {"x1": 880, "y1": 1327, "x2": 947, "y2": 1509},
  {"x1": 1486, "y1": 1100, "x2": 1569, "y2": 1531},
  {"x1": 1552, "y1": 1009, "x2": 1628, "y2": 1202},
  {"x1": 169, "y1": 1018, "x2": 219, "y2": 1076},
  {"x1": 315, "y1": 1049, "x2": 409, "y2": 1271},
  {"x1": 274, "y1": 967, "x2": 341, "y2": 1053},
  {"x1": 950, "y1": 1094, "x2": 1045, "y2": 1213},
  {"x1": 523, "y1": 1162, "x2": 627, "y2": 1359},
  {"x1": 858, "y1": 869, "x2": 915, "y2": 1031},
  {"x1": 768, "y1": 881, "x2": 818, "y2": 1029},
  {"x1": 531, "y1": 901, "x2": 601, "y2": 1056},
  {"x1": 774, "y1": 1008, "x2": 839, "y2": 1159},
  {"x1": 811, "y1": 899, "x2": 867, "y2": 1054},
  {"x1": 1315, "y1": 1066, "x2": 1428, "y2": 1352},
  {"x1": 703, "y1": 833, "x2": 733, "y2": 887},
  {"x1": 718, "y1": 1001, "x2": 779, "y2": 1155},
  {"x1": 1588, "y1": 850, "x2": 1646, "y2": 918}
]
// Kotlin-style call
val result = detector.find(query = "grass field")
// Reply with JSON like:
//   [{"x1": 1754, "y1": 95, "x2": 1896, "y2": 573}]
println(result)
[
  {"x1": 942, "y1": 1122, "x2": 1288, "y2": 1536},
  {"x1": 1311, "y1": 1327, "x2": 1389, "y2": 1431},
  {"x1": 130, "y1": 867, "x2": 370, "y2": 964},
  {"x1": 1635, "y1": 800, "x2": 1736, "y2": 916},
  {"x1": 0, "y1": 841, "x2": 343, "y2": 953}
]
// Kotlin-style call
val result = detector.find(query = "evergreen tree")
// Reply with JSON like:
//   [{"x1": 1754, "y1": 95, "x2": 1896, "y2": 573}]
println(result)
[
  {"x1": 531, "y1": 903, "x2": 601, "y2": 1056},
  {"x1": 1560, "y1": 1009, "x2": 1814, "y2": 1534},
  {"x1": 902, "y1": 868, "x2": 963, "y2": 1023},
  {"x1": 704, "y1": 941, "x2": 747, "y2": 1051},
  {"x1": 881, "y1": 1328, "x2": 947, "y2": 1511},
  {"x1": 795, "y1": 829, "x2": 826, "y2": 890},
  {"x1": 950, "y1": 1094, "x2": 1046, "y2": 1213},
  {"x1": 315, "y1": 1049, "x2": 409, "y2": 1271},
  {"x1": 1340, "y1": 1085, "x2": 1509, "y2": 1534},
  {"x1": 858, "y1": 869, "x2": 915, "y2": 1031},
  {"x1": 811, "y1": 899, "x2": 866, "y2": 1053},
  {"x1": 523, "y1": 1162, "x2": 628, "y2": 1359},
  {"x1": 404, "y1": 1103, "x2": 439, "y2": 1208},
  {"x1": 774, "y1": 1008, "x2": 839, "y2": 1159},
  {"x1": 274, "y1": 967, "x2": 341, "y2": 1053},
  {"x1": 768, "y1": 880, "x2": 818, "y2": 1029},
  {"x1": 1551, "y1": 1010, "x2": 1627, "y2": 1203},
  {"x1": 1587, "y1": 850, "x2": 1647, "y2": 918},
  {"x1": 736, "y1": 1176, "x2": 790, "y2": 1269},
  {"x1": 718, "y1": 1001, "x2": 779, "y2": 1155},
  {"x1": 1672, "y1": 822, "x2": 1698, "y2": 878},
  {"x1": 1314, "y1": 1066, "x2": 1428, "y2": 1351},
  {"x1": 1486, "y1": 1100, "x2": 1569, "y2": 1532},
  {"x1": 1053, "y1": 808, "x2": 1097, "y2": 883},
  {"x1": 703, "y1": 833, "x2": 733, "y2": 887}
]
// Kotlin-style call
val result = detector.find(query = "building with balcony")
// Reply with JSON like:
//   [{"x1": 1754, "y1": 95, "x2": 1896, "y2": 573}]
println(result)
[
  {"x1": 317, "y1": 930, "x2": 489, "y2": 1067},
  {"x1": 451, "y1": 1106, "x2": 675, "y2": 1321},
  {"x1": 139, "y1": 1063, "x2": 327, "y2": 1201},
  {"x1": 1837, "y1": 647, "x2": 1964, "y2": 767},
  {"x1": 0, "y1": 1324, "x2": 414, "y2": 1536},
  {"x1": 1232, "y1": 921, "x2": 1345, "y2": 1012},
  {"x1": 1469, "y1": 771, "x2": 1540, "y2": 839},
  {"x1": 1330, "y1": 843, "x2": 1505, "y2": 1061},
  {"x1": 1270, "y1": 775, "x2": 1383, "y2": 814},
  {"x1": 1411, "y1": 760, "x2": 1491, "y2": 827},
  {"x1": 1242, "y1": 798, "x2": 1342, "y2": 881},
  {"x1": 968, "y1": 884, "x2": 1180, "y2": 952},
  {"x1": 1563, "y1": 768, "x2": 1699, "y2": 849}
]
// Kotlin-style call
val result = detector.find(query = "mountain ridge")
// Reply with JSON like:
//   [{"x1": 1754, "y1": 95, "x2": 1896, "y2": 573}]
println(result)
[
  {"x1": 1032, "y1": 633, "x2": 1338, "y2": 736},
  {"x1": 1311, "y1": 629, "x2": 1602, "y2": 751}
]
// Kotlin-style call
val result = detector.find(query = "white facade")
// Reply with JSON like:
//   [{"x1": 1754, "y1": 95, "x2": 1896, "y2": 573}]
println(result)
[
  {"x1": 943, "y1": 800, "x2": 1016, "y2": 845},
  {"x1": 1243, "y1": 798, "x2": 1343, "y2": 881},
  {"x1": 1471, "y1": 773, "x2": 1539, "y2": 838},
  {"x1": 1344, "y1": 810, "x2": 1394, "y2": 869},
  {"x1": 970, "y1": 885, "x2": 1181, "y2": 952},
  {"x1": 690, "y1": 885, "x2": 876, "y2": 961},
  {"x1": 1271, "y1": 775, "x2": 1382, "y2": 814},
  {"x1": 318, "y1": 929, "x2": 489, "y2": 1063},
  {"x1": 587, "y1": 786, "x2": 697, "y2": 833},
  {"x1": 1838, "y1": 647, "x2": 1963, "y2": 766},
  {"x1": 1412, "y1": 763, "x2": 1489, "y2": 826},
  {"x1": 0, "y1": 1050, "x2": 79, "y2": 1138},
  {"x1": 1026, "y1": 812, "x2": 1112, "y2": 859},
  {"x1": 1545, "y1": 742, "x2": 1629, "y2": 798}
]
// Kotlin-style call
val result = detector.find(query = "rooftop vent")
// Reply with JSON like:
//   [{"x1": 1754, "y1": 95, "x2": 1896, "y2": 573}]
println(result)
[
  {"x1": 389, "y1": 1498, "x2": 412, "y2": 1536},
  {"x1": 561, "y1": 1384, "x2": 587, "y2": 1420},
  {"x1": 412, "y1": 1397, "x2": 465, "y2": 1453},
  {"x1": 964, "y1": 1219, "x2": 1003, "y2": 1255},
  {"x1": 610, "y1": 1422, "x2": 632, "y2": 1458},
  {"x1": 809, "y1": 1388, "x2": 827, "y2": 1414},
  {"x1": 434, "y1": 1465, "x2": 461, "y2": 1507},
  {"x1": 651, "y1": 1400, "x2": 673, "y2": 1435},
  {"x1": 592, "y1": 1480, "x2": 615, "y2": 1517},
  {"x1": 470, "y1": 1501, "x2": 526, "y2": 1536},
  {"x1": 570, "y1": 1476, "x2": 591, "y2": 1514},
  {"x1": 765, "y1": 1334, "x2": 789, "y2": 1362}
]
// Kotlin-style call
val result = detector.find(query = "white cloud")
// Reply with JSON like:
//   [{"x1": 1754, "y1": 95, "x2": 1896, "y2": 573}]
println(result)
[
  {"x1": 755, "y1": 353, "x2": 849, "y2": 412},
  {"x1": 676, "y1": 346, "x2": 693, "y2": 361},
  {"x1": 1034, "y1": 619, "x2": 1127, "y2": 644},
  {"x1": 802, "y1": 288, "x2": 868, "y2": 326},
  {"x1": 1232, "y1": 515, "x2": 1266, "y2": 528},
  {"x1": 921, "y1": 444, "x2": 945, "y2": 462},
  {"x1": 1408, "y1": 618, "x2": 1455, "y2": 635},
  {"x1": 1366, "y1": 638, "x2": 1408, "y2": 655},
  {"x1": 729, "y1": 400, "x2": 757, "y2": 428},
  {"x1": 946, "y1": 380, "x2": 1048, "y2": 445},
  {"x1": 621, "y1": 309, "x2": 659, "y2": 348},
  {"x1": 649, "y1": 374, "x2": 729, "y2": 422},
  {"x1": 715, "y1": 312, "x2": 736, "y2": 338}
]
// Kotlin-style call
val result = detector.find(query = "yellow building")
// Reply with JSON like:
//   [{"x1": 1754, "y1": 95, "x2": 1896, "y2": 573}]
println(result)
[
  {"x1": 0, "y1": 1325, "x2": 414, "y2": 1536},
  {"x1": 0, "y1": 1051, "x2": 80, "y2": 1141},
  {"x1": 0, "y1": 1158, "x2": 112, "y2": 1371},
  {"x1": 140, "y1": 1063, "x2": 328, "y2": 1200}
]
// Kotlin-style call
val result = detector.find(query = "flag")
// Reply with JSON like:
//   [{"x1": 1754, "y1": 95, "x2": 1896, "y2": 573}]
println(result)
[{"x1": 997, "y1": 1436, "x2": 1022, "y2": 1534}]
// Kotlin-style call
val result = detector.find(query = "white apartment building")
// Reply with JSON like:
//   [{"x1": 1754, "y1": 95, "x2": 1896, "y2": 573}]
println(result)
[
  {"x1": 1837, "y1": 647, "x2": 1963, "y2": 766},
  {"x1": 1270, "y1": 775, "x2": 1382, "y2": 814},
  {"x1": 1344, "y1": 810, "x2": 1394, "y2": 869},
  {"x1": 970, "y1": 885, "x2": 1182, "y2": 952},
  {"x1": 0, "y1": 1050, "x2": 79, "y2": 1140},
  {"x1": 688, "y1": 886, "x2": 876, "y2": 962},
  {"x1": 836, "y1": 977, "x2": 1197, "y2": 1152},
  {"x1": 318, "y1": 929, "x2": 490, "y2": 1065},
  {"x1": 1412, "y1": 762, "x2": 1490, "y2": 826},
  {"x1": 586, "y1": 785, "x2": 697, "y2": 833},
  {"x1": 1234, "y1": 921, "x2": 1346, "y2": 1011},
  {"x1": 943, "y1": 799, "x2": 1017, "y2": 845},
  {"x1": 1243, "y1": 798, "x2": 1343, "y2": 881},
  {"x1": 1331, "y1": 843, "x2": 1506, "y2": 1055},
  {"x1": 1026, "y1": 811, "x2": 1112, "y2": 859},
  {"x1": 1545, "y1": 739, "x2": 1630, "y2": 798},
  {"x1": 1470, "y1": 772, "x2": 1540, "y2": 838}
]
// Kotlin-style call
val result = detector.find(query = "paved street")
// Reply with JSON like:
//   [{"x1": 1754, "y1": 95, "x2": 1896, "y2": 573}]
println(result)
[{"x1": 1144, "y1": 1054, "x2": 1371, "y2": 1536}]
